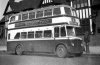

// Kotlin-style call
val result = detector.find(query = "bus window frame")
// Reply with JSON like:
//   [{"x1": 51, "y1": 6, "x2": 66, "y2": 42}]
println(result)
[
  {"x1": 29, "y1": 12, "x2": 36, "y2": 19},
  {"x1": 10, "y1": 16, "x2": 15, "y2": 22},
  {"x1": 28, "y1": 31, "x2": 35, "y2": 38},
  {"x1": 54, "y1": 26, "x2": 60, "y2": 38},
  {"x1": 35, "y1": 31, "x2": 43, "y2": 38},
  {"x1": 44, "y1": 8, "x2": 52, "y2": 17},
  {"x1": 36, "y1": 10, "x2": 44, "y2": 18},
  {"x1": 21, "y1": 32, "x2": 27, "y2": 39},
  {"x1": 22, "y1": 13, "x2": 29, "y2": 20},
  {"x1": 14, "y1": 32, "x2": 21, "y2": 39},
  {"x1": 60, "y1": 26, "x2": 66, "y2": 37},
  {"x1": 53, "y1": 7, "x2": 61, "y2": 16},
  {"x1": 71, "y1": 9, "x2": 77, "y2": 17},
  {"x1": 44, "y1": 30, "x2": 52, "y2": 38},
  {"x1": 64, "y1": 7, "x2": 71, "y2": 16},
  {"x1": 66, "y1": 26, "x2": 75, "y2": 36}
]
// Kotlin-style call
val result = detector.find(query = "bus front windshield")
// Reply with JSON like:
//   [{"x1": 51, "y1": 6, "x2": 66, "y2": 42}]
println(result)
[
  {"x1": 64, "y1": 7, "x2": 77, "y2": 17},
  {"x1": 66, "y1": 26, "x2": 75, "y2": 36},
  {"x1": 72, "y1": 9, "x2": 77, "y2": 17}
]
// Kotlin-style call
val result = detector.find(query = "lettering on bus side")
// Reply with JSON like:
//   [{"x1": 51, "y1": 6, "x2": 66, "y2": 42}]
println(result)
[{"x1": 15, "y1": 19, "x2": 52, "y2": 28}]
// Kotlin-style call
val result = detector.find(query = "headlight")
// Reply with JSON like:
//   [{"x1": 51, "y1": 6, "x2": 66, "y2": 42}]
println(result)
[
  {"x1": 71, "y1": 42, "x2": 74, "y2": 46},
  {"x1": 81, "y1": 43, "x2": 84, "y2": 46}
]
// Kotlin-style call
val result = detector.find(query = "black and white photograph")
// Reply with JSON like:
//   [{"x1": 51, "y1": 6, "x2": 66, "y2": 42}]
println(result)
[{"x1": 0, "y1": 0, "x2": 100, "y2": 65}]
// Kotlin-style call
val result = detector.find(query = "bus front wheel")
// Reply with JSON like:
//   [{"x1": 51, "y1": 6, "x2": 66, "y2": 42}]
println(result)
[
  {"x1": 15, "y1": 44, "x2": 23, "y2": 55},
  {"x1": 56, "y1": 45, "x2": 68, "y2": 58}
]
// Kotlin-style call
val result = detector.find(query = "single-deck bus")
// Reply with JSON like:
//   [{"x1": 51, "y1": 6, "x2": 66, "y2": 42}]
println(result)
[{"x1": 7, "y1": 5, "x2": 84, "y2": 58}]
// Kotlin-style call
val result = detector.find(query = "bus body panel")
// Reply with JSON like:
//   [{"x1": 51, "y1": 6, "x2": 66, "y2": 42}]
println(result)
[{"x1": 7, "y1": 39, "x2": 83, "y2": 54}]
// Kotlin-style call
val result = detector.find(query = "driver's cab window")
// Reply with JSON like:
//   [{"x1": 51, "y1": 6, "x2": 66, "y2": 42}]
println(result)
[
  {"x1": 66, "y1": 26, "x2": 75, "y2": 36},
  {"x1": 72, "y1": 9, "x2": 77, "y2": 17}
]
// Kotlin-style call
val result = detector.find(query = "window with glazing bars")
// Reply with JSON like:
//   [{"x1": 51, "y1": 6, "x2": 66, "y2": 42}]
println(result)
[
  {"x1": 21, "y1": 32, "x2": 27, "y2": 38},
  {"x1": 28, "y1": 31, "x2": 34, "y2": 38},
  {"x1": 44, "y1": 9, "x2": 52, "y2": 16},
  {"x1": 22, "y1": 13, "x2": 28, "y2": 20},
  {"x1": 36, "y1": 11, "x2": 43, "y2": 18},
  {"x1": 29, "y1": 12, "x2": 35, "y2": 19},
  {"x1": 54, "y1": 27, "x2": 59, "y2": 37},
  {"x1": 18, "y1": 14, "x2": 21, "y2": 20},
  {"x1": 44, "y1": 30, "x2": 52, "y2": 37},
  {"x1": 53, "y1": 8, "x2": 61, "y2": 15},
  {"x1": 35, "y1": 31, "x2": 43, "y2": 38}
]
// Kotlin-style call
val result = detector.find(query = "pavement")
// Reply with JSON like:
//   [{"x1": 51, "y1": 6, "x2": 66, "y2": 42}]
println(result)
[
  {"x1": 0, "y1": 46, "x2": 7, "y2": 51},
  {"x1": 83, "y1": 46, "x2": 100, "y2": 56}
]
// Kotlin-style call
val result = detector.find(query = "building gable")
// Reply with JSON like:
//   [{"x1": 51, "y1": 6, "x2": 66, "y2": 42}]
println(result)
[
  {"x1": 4, "y1": 0, "x2": 71, "y2": 15},
  {"x1": 3, "y1": 2, "x2": 13, "y2": 15}
]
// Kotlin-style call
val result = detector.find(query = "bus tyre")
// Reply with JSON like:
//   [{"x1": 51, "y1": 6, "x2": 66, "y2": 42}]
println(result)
[
  {"x1": 15, "y1": 44, "x2": 23, "y2": 55},
  {"x1": 56, "y1": 45, "x2": 68, "y2": 58}
]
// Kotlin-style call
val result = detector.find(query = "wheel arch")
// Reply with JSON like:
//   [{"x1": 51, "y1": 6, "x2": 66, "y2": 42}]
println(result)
[{"x1": 55, "y1": 43, "x2": 68, "y2": 52}]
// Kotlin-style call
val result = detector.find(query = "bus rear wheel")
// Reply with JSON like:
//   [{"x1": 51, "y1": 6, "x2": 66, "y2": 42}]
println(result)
[
  {"x1": 56, "y1": 45, "x2": 68, "y2": 58},
  {"x1": 15, "y1": 44, "x2": 23, "y2": 55}
]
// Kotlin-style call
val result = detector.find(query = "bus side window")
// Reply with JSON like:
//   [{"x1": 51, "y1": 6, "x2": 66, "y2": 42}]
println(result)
[
  {"x1": 18, "y1": 14, "x2": 21, "y2": 21},
  {"x1": 10, "y1": 16, "x2": 15, "y2": 22},
  {"x1": 61, "y1": 26, "x2": 66, "y2": 37},
  {"x1": 8, "y1": 34, "x2": 10, "y2": 39},
  {"x1": 64, "y1": 7, "x2": 71, "y2": 16},
  {"x1": 29, "y1": 12, "x2": 35, "y2": 19},
  {"x1": 22, "y1": 13, "x2": 28, "y2": 20},
  {"x1": 54, "y1": 27, "x2": 59, "y2": 37},
  {"x1": 36, "y1": 11, "x2": 43, "y2": 18},
  {"x1": 35, "y1": 31, "x2": 43, "y2": 38},
  {"x1": 28, "y1": 31, "x2": 34, "y2": 38},
  {"x1": 14, "y1": 32, "x2": 20, "y2": 39},
  {"x1": 44, "y1": 30, "x2": 52, "y2": 38},
  {"x1": 53, "y1": 8, "x2": 61, "y2": 15},
  {"x1": 67, "y1": 26, "x2": 75, "y2": 36},
  {"x1": 44, "y1": 9, "x2": 52, "y2": 16},
  {"x1": 21, "y1": 32, "x2": 27, "y2": 39}
]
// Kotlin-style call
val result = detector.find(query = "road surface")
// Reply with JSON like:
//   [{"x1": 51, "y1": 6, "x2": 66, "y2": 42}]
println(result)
[{"x1": 0, "y1": 53, "x2": 100, "y2": 65}]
